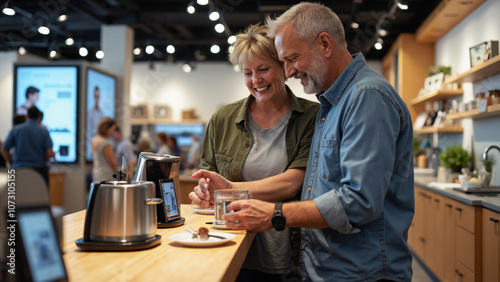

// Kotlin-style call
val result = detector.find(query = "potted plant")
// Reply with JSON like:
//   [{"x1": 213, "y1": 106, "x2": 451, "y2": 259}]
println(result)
[
  {"x1": 413, "y1": 138, "x2": 423, "y2": 166},
  {"x1": 481, "y1": 154, "x2": 496, "y2": 187},
  {"x1": 439, "y1": 142, "x2": 472, "y2": 182}
]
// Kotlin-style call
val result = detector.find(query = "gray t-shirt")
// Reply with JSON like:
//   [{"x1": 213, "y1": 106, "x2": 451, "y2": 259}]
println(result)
[
  {"x1": 92, "y1": 138, "x2": 115, "y2": 181},
  {"x1": 241, "y1": 108, "x2": 294, "y2": 274}
]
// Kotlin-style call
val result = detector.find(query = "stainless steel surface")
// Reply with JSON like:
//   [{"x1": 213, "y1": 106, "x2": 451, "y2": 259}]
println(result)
[{"x1": 86, "y1": 180, "x2": 159, "y2": 243}]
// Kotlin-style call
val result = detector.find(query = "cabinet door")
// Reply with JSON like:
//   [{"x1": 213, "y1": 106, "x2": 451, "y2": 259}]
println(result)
[
  {"x1": 429, "y1": 193, "x2": 445, "y2": 279},
  {"x1": 410, "y1": 186, "x2": 426, "y2": 257},
  {"x1": 442, "y1": 197, "x2": 457, "y2": 282},
  {"x1": 482, "y1": 208, "x2": 500, "y2": 282}
]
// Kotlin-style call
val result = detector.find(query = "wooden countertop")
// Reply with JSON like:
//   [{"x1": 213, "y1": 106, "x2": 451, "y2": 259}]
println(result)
[{"x1": 62, "y1": 205, "x2": 255, "y2": 282}]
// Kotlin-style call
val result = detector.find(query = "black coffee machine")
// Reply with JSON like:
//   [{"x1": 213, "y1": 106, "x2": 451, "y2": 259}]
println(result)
[{"x1": 133, "y1": 152, "x2": 185, "y2": 228}]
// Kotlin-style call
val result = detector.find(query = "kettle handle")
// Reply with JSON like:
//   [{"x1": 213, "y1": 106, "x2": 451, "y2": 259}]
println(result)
[
  {"x1": 146, "y1": 198, "x2": 163, "y2": 205},
  {"x1": 83, "y1": 181, "x2": 106, "y2": 242}
]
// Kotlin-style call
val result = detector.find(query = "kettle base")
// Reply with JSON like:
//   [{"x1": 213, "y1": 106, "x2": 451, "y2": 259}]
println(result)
[
  {"x1": 75, "y1": 234, "x2": 162, "y2": 251},
  {"x1": 158, "y1": 217, "x2": 185, "y2": 228}
]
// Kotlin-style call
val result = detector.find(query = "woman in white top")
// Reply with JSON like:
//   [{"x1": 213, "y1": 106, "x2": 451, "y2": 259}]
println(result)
[
  {"x1": 91, "y1": 117, "x2": 117, "y2": 181},
  {"x1": 156, "y1": 132, "x2": 172, "y2": 155}
]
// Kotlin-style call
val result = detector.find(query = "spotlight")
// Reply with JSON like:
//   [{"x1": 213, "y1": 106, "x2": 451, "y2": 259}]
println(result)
[
  {"x1": 2, "y1": 1, "x2": 15, "y2": 16},
  {"x1": 187, "y1": 5, "x2": 195, "y2": 14},
  {"x1": 18, "y1": 47, "x2": 26, "y2": 55},
  {"x1": 58, "y1": 7, "x2": 68, "y2": 22},
  {"x1": 182, "y1": 63, "x2": 192, "y2": 73},
  {"x1": 65, "y1": 37, "x2": 74, "y2": 46},
  {"x1": 215, "y1": 23, "x2": 225, "y2": 33},
  {"x1": 210, "y1": 44, "x2": 220, "y2": 54},
  {"x1": 79, "y1": 47, "x2": 88, "y2": 57},
  {"x1": 49, "y1": 50, "x2": 58, "y2": 59},
  {"x1": 38, "y1": 25, "x2": 50, "y2": 35},
  {"x1": 133, "y1": 47, "x2": 142, "y2": 55},
  {"x1": 350, "y1": 22, "x2": 359, "y2": 29},
  {"x1": 166, "y1": 45, "x2": 175, "y2": 54},
  {"x1": 197, "y1": 0, "x2": 208, "y2": 5},
  {"x1": 378, "y1": 29, "x2": 388, "y2": 37},
  {"x1": 145, "y1": 45, "x2": 155, "y2": 54},
  {"x1": 227, "y1": 35, "x2": 236, "y2": 44},
  {"x1": 397, "y1": 0, "x2": 408, "y2": 10},
  {"x1": 228, "y1": 45, "x2": 234, "y2": 54},
  {"x1": 374, "y1": 38, "x2": 383, "y2": 50},
  {"x1": 209, "y1": 11, "x2": 219, "y2": 21},
  {"x1": 96, "y1": 50, "x2": 104, "y2": 59}
]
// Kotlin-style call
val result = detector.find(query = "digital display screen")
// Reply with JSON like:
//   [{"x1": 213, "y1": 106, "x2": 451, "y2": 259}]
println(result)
[
  {"x1": 17, "y1": 207, "x2": 67, "y2": 282},
  {"x1": 160, "y1": 179, "x2": 179, "y2": 220},
  {"x1": 14, "y1": 65, "x2": 79, "y2": 163},
  {"x1": 154, "y1": 123, "x2": 204, "y2": 147},
  {"x1": 85, "y1": 67, "x2": 117, "y2": 162}
]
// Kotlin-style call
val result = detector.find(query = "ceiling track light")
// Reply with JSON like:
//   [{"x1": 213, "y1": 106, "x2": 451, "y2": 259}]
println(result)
[
  {"x1": 197, "y1": 0, "x2": 208, "y2": 6},
  {"x1": 209, "y1": 10, "x2": 219, "y2": 21},
  {"x1": 96, "y1": 50, "x2": 104, "y2": 59},
  {"x1": 58, "y1": 6, "x2": 68, "y2": 22},
  {"x1": 166, "y1": 44, "x2": 175, "y2": 54},
  {"x1": 182, "y1": 63, "x2": 193, "y2": 73},
  {"x1": 2, "y1": 0, "x2": 15, "y2": 16},
  {"x1": 187, "y1": 1, "x2": 195, "y2": 14},
  {"x1": 214, "y1": 23, "x2": 225, "y2": 33},
  {"x1": 79, "y1": 46, "x2": 88, "y2": 57},
  {"x1": 210, "y1": 44, "x2": 220, "y2": 54},
  {"x1": 397, "y1": 0, "x2": 409, "y2": 10}
]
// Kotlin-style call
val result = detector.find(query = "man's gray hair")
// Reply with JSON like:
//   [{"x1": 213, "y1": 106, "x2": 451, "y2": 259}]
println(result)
[{"x1": 266, "y1": 2, "x2": 346, "y2": 47}]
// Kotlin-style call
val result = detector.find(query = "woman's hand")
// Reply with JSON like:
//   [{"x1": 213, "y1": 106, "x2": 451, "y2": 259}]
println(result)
[{"x1": 189, "y1": 170, "x2": 233, "y2": 208}]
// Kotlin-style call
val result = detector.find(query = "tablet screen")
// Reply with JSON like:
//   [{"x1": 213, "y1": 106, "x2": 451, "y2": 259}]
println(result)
[
  {"x1": 17, "y1": 206, "x2": 68, "y2": 282},
  {"x1": 160, "y1": 179, "x2": 180, "y2": 221}
]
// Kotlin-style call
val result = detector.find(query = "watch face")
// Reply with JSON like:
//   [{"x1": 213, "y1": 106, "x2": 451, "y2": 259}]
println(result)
[{"x1": 272, "y1": 214, "x2": 286, "y2": 231}]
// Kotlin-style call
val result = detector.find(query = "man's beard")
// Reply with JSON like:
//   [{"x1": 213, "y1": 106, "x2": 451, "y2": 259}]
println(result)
[{"x1": 302, "y1": 49, "x2": 328, "y2": 94}]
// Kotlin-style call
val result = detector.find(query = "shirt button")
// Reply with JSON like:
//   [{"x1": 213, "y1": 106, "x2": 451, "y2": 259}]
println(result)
[
  {"x1": 315, "y1": 152, "x2": 318, "y2": 157},
  {"x1": 321, "y1": 117, "x2": 326, "y2": 121},
  {"x1": 307, "y1": 187, "x2": 311, "y2": 192},
  {"x1": 244, "y1": 142, "x2": 250, "y2": 147}
]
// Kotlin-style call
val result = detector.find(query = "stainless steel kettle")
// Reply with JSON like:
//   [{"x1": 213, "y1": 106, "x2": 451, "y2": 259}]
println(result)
[
  {"x1": 134, "y1": 152, "x2": 184, "y2": 226},
  {"x1": 83, "y1": 180, "x2": 161, "y2": 243}
]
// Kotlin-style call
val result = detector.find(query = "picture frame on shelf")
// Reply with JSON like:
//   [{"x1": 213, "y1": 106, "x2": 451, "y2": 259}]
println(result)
[
  {"x1": 153, "y1": 104, "x2": 172, "y2": 122},
  {"x1": 414, "y1": 112, "x2": 427, "y2": 130},
  {"x1": 424, "y1": 72, "x2": 444, "y2": 92},
  {"x1": 131, "y1": 104, "x2": 149, "y2": 123},
  {"x1": 469, "y1": 40, "x2": 499, "y2": 68}
]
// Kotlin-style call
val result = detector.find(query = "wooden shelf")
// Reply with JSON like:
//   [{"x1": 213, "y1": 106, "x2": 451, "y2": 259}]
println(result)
[
  {"x1": 414, "y1": 126, "x2": 463, "y2": 134},
  {"x1": 411, "y1": 89, "x2": 463, "y2": 107},
  {"x1": 416, "y1": 0, "x2": 486, "y2": 43},
  {"x1": 446, "y1": 103, "x2": 500, "y2": 120},
  {"x1": 445, "y1": 55, "x2": 500, "y2": 85}
]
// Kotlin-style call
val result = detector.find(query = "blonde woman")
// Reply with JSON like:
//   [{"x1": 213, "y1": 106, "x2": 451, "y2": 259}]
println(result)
[{"x1": 91, "y1": 117, "x2": 117, "y2": 181}]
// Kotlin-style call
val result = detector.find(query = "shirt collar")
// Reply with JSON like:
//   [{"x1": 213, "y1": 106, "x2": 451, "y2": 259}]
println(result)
[{"x1": 316, "y1": 52, "x2": 366, "y2": 106}]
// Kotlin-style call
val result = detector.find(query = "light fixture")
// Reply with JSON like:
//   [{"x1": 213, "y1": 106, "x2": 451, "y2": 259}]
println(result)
[
  {"x1": 49, "y1": 50, "x2": 59, "y2": 59},
  {"x1": 350, "y1": 15, "x2": 359, "y2": 29},
  {"x1": 133, "y1": 47, "x2": 141, "y2": 55},
  {"x1": 2, "y1": 0, "x2": 15, "y2": 16},
  {"x1": 378, "y1": 28, "x2": 388, "y2": 37},
  {"x1": 182, "y1": 63, "x2": 192, "y2": 73},
  {"x1": 227, "y1": 35, "x2": 236, "y2": 44},
  {"x1": 65, "y1": 37, "x2": 74, "y2": 46},
  {"x1": 197, "y1": 0, "x2": 208, "y2": 5},
  {"x1": 215, "y1": 23, "x2": 225, "y2": 33},
  {"x1": 96, "y1": 50, "x2": 104, "y2": 59},
  {"x1": 145, "y1": 45, "x2": 155, "y2": 54},
  {"x1": 210, "y1": 44, "x2": 220, "y2": 54},
  {"x1": 38, "y1": 24, "x2": 50, "y2": 35},
  {"x1": 228, "y1": 45, "x2": 234, "y2": 54},
  {"x1": 57, "y1": 6, "x2": 68, "y2": 22},
  {"x1": 18, "y1": 47, "x2": 26, "y2": 55},
  {"x1": 374, "y1": 38, "x2": 383, "y2": 50},
  {"x1": 397, "y1": 0, "x2": 409, "y2": 10},
  {"x1": 166, "y1": 45, "x2": 175, "y2": 54},
  {"x1": 79, "y1": 46, "x2": 88, "y2": 57},
  {"x1": 209, "y1": 11, "x2": 219, "y2": 21},
  {"x1": 187, "y1": 5, "x2": 195, "y2": 14}
]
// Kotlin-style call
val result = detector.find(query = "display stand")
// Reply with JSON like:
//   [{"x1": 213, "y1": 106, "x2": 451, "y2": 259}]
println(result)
[{"x1": 158, "y1": 217, "x2": 185, "y2": 228}]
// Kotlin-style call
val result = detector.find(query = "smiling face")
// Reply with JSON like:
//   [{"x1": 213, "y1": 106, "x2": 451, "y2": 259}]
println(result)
[
  {"x1": 275, "y1": 23, "x2": 328, "y2": 94},
  {"x1": 241, "y1": 54, "x2": 287, "y2": 104}
]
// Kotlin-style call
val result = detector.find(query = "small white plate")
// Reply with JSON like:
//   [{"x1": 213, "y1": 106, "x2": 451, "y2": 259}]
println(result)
[
  {"x1": 169, "y1": 232, "x2": 235, "y2": 247},
  {"x1": 193, "y1": 207, "x2": 215, "y2": 215}
]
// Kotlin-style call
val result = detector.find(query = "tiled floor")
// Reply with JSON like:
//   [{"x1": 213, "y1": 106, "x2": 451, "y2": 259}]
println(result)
[{"x1": 412, "y1": 256, "x2": 434, "y2": 282}]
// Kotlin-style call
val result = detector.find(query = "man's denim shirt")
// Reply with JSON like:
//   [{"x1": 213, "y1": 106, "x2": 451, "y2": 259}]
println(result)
[{"x1": 300, "y1": 54, "x2": 415, "y2": 281}]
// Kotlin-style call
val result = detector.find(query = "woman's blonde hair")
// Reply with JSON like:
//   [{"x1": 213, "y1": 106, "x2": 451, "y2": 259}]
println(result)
[
  {"x1": 96, "y1": 117, "x2": 116, "y2": 136},
  {"x1": 228, "y1": 23, "x2": 282, "y2": 69}
]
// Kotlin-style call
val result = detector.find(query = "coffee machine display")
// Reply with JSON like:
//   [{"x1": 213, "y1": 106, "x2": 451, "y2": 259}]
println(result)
[{"x1": 134, "y1": 152, "x2": 185, "y2": 228}]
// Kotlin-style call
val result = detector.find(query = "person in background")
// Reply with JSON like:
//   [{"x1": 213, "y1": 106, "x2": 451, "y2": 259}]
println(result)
[
  {"x1": 156, "y1": 132, "x2": 172, "y2": 155},
  {"x1": 186, "y1": 135, "x2": 201, "y2": 170},
  {"x1": 189, "y1": 24, "x2": 319, "y2": 281},
  {"x1": 16, "y1": 86, "x2": 39, "y2": 116},
  {"x1": 114, "y1": 126, "x2": 137, "y2": 171},
  {"x1": 91, "y1": 117, "x2": 117, "y2": 181},
  {"x1": 13, "y1": 115, "x2": 26, "y2": 125},
  {"x1": 2, "y1": 106, "x2": 55, "y2": 185},
  {"x1": 216, "y1": 3, "x2": 415, "y2": 281},
  {"x1": 87, "y1": 86, "x2": 104, "y2": 151},
  {"x1": 166, "y1": 136, "x2": 185, "y2": 172}
]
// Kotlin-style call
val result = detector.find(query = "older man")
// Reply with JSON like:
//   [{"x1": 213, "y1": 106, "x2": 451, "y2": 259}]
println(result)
[{"x1": 223, "y1": 3, "x2": 415, "y2": 281}]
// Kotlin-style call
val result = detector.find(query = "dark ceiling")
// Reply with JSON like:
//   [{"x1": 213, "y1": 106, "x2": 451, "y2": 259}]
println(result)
[{"x1": 0, "y1": 0, "x2": 441, "y2": 63}]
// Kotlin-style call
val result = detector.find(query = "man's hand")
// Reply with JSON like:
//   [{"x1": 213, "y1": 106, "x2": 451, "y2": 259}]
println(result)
[
  {"x1": 223, "y1": 199, "x2": 275, "y2": 233},
  {"x1": 189, "y1": 170, "x2": 233, "y2": 208}
]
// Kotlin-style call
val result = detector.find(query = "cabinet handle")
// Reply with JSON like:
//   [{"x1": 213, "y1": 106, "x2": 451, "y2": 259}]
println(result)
[
  {"x1": 434, "y1": 198, "x2": 440, "y2": 203},
  {"x1": 490, "y1": 217, "x2": 500, "y2": 223},
  {"x1": 455, "y1": 270, "x2": 463, "y2": 277},
  {"x1": 445, "y1": 203, "x2": 452, "y2": 208},
  {"x1": 455, "y1": 207, "x2": 462, "y2": 212}
]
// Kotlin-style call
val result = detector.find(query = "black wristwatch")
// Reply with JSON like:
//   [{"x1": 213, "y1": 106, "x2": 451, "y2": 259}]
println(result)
[{"x1": 271, "y1": 202, "x2": 286, "y2": 231}]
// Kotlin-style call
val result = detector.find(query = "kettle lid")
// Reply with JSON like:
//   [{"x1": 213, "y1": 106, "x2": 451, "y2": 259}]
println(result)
[{"x1": 138, "y1": 152, "x2": 181, "y2": 162}]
